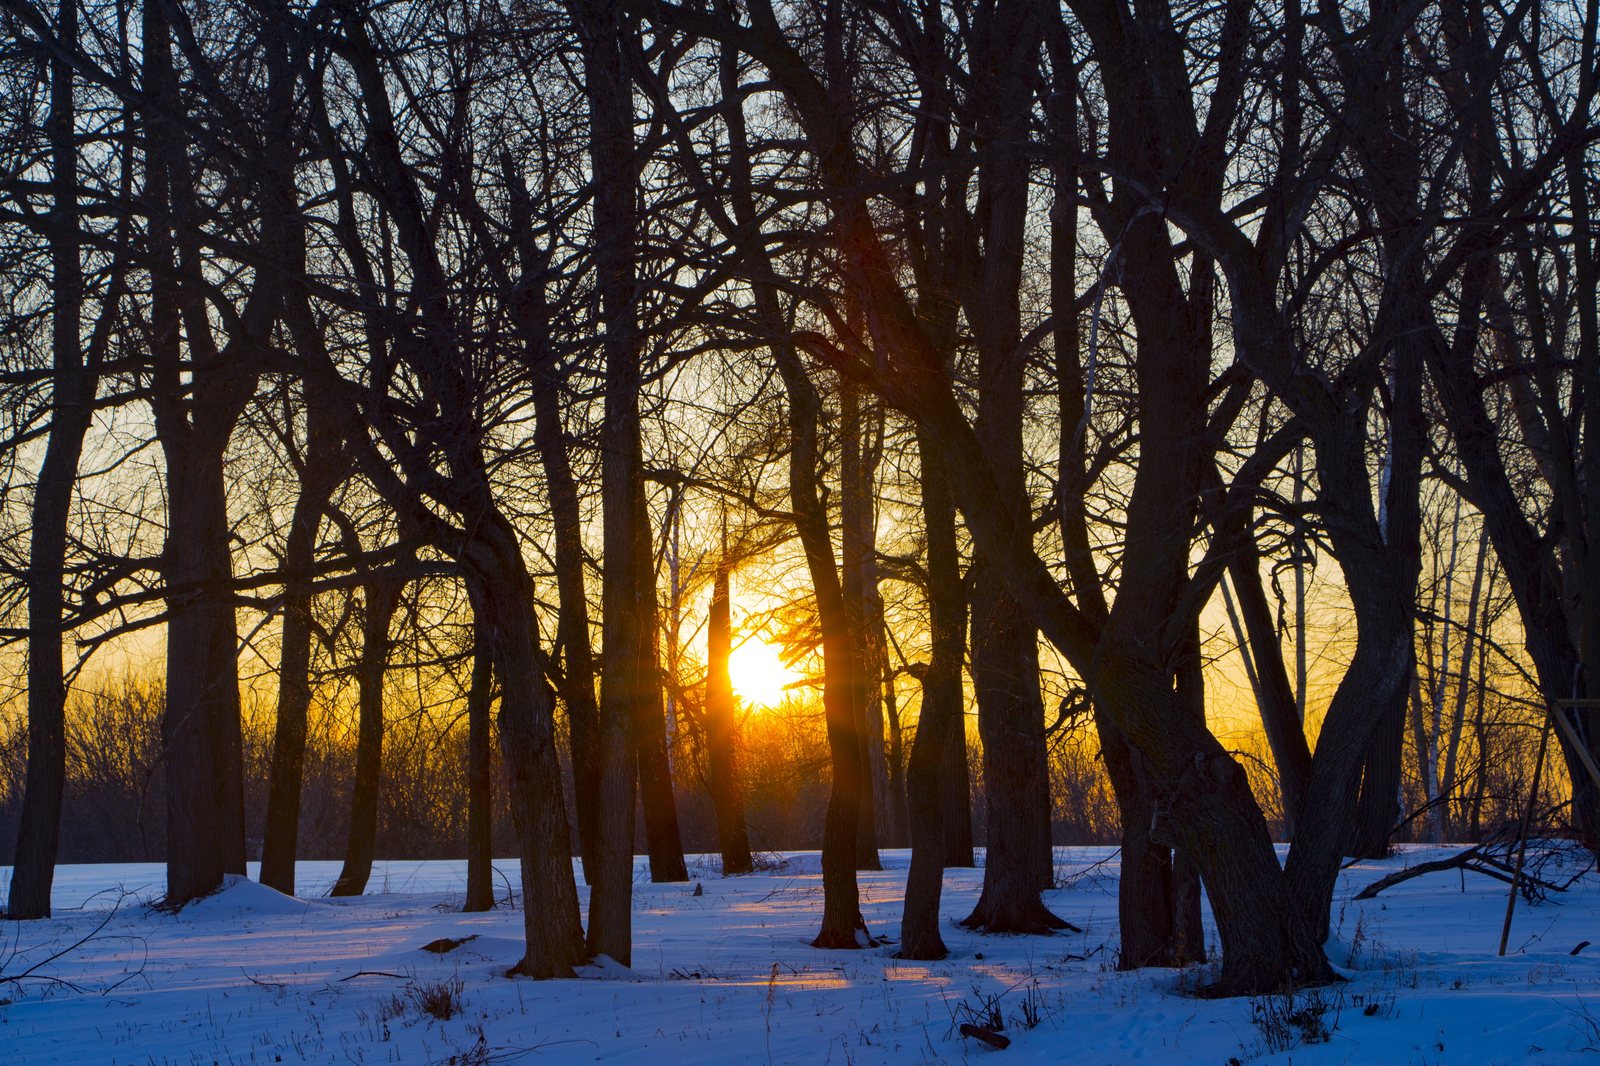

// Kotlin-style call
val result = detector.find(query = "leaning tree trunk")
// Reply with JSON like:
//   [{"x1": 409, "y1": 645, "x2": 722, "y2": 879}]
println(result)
[
  {"x1": 331, "y1": 571, "x2": 404, "y2": 897},
  {"x1": 465, "y1": 611, "x2": 496, "y2": 912},
  {"x1": 8, "y1": 0, "x2": 94, "y2": 921},
  {"x1": 706, "y1": 559, "x2": 754, "y2": 875}
]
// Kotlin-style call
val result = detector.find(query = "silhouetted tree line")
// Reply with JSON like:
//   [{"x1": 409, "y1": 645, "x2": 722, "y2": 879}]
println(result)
[{"x1": 0, "y1": 0, "x2": 1596, "y2": 995}]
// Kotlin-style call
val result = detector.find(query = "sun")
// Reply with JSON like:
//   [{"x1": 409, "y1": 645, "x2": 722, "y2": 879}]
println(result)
[{"x1": 727, "y1": 637, "x2": 800, "y2": 709}]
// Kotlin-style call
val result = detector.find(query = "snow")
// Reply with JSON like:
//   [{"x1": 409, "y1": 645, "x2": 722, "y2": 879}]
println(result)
[{"x1": 2, "y1": 847, "x2": 1598, "y2": 1064}]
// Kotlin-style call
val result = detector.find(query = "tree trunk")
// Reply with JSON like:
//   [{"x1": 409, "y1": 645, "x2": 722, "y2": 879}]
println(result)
[
  {"x1": 636, "y1": 549, "x2": 689, "y2": 883},
  {"x1": 841, "y1": 385, "x2": 884, "y2": 870},
  {"x1": 882, "y1": 675, "x2": 911, "y2": 850},
  {"x1": 8, "y1": 0, "x2": 91, "y2": 921},
  {"x1": 940, "y1": 724, "x2": 975, "y2": 867},
  {"x1": 536, "y1": 383, "x2": 601, "y2": 884},
  {"x1": 715, "y1": 31, "x2": 864, "y2": 948},
  {"x1": 504, "y1": 156, "x2": 602, "y2": 886},
  {"x1": 331, "y1": 572, "x2": 404, "y2": 897},
  {"x1": 706, "y1": 558, "x2": 753, "y2": 875},
  {"x1": 962, "y1": 575, "x2": 1063, "y2": 931},
  {"x1": 465, "y1": 611, "x2": 495, "y2": 912},
  {"x1": 1348, "y1": 676, "x2": 1409, "y2": 859},
  {"x1": 582, "y1": 0, "x2": 644, "y2": 964},
  {"x1": 959, "y1": 0, "x2": 1056, "y2": 922},
  {"x1": 898, "y1": 427, "x2": 967, "y2": 958},
  {"x1": 260, "y1": 393, "x2": 343, "y2": 896},
  {"x1": 143, "y1": 0, "x2": 284, "y2": 909},
  {"x1": 464, "y1": 517, "x2": 586, "y2": 978}
]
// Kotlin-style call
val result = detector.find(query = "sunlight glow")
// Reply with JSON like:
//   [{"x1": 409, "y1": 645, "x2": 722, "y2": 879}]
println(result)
[{"x1": 727, "y1": 638, "x2": 800, "y2": 709}]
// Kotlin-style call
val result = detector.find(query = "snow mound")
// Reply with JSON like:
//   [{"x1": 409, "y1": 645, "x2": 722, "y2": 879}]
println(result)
[{"x1": 182, "y1": 874, "x2": 324, "y2": 917}]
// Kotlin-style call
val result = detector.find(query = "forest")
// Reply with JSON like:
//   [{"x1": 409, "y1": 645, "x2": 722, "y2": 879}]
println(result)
[{"x1": 0, "y1": 0, "x2": 1599, "y2": 1049}]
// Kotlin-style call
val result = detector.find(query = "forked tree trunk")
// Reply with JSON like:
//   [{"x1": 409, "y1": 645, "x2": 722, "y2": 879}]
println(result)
[
  {"x1": 331, "y1": 572, "x2": 404, "y2": 897},
  {"x1": 465, "y1": 614, "x2": 495, "y2": 912},
  {"x1": 327, "y1": 0, "x2": 584, "y2": 976},
  {"x1": 960, "y1": 0, "x2": 1056, "y2": 922},
  {"x1": 8, "y1": 0, "x2": 94, "y2": 921},
  {"x1": 706, "y1": 560, "x2": 753, "y2": 875},
  {"x1": 146, "y1": 0, "x2": 290, "y2": 909}
]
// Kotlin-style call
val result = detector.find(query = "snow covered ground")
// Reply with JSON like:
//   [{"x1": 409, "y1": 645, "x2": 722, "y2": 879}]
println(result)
[{"x1": 2, "y1": 846, "x2": 1598, "y2": 1064}]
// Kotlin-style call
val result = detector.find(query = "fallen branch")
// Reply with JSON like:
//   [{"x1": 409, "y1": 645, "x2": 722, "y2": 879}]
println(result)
[{"x1": 1353, "y1": 844, "x2": 1569, "y2": 901}]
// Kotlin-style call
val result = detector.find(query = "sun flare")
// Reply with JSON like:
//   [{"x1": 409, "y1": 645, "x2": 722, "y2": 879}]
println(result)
[{"x1": 727, "y1": 638, "x2": 800, "y2": 708}]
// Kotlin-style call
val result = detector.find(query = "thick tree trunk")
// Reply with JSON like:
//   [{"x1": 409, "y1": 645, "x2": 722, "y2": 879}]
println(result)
[
  {"x1": 1091, "y1": 637, "x2": 1335, "y2": 993},
  {"x1": 706, "y1": 561, "x2": 753, "y2": 875},
  {"x1": 962, "y1": 574, "x2": 1063, "y2": 931},
  {"x1": 143, "y1": 0, "x2": 284, "y2": 910},
  {"x1": 8, "y1": 0, "x2": 90, "y2": 921},
  {"x1": 162, "y1": 455, "x2": 249, "y2": 906},
  {"x1": 959, "y1": 0, "x2": 1055, "y2": 920},
  {"x1": 331, "y1": 572, "x2": 404, "y2": 897},
  {"x1": 465, "y1": 613, "x2": 495, "y2": 912}
]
